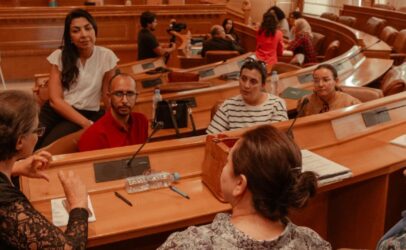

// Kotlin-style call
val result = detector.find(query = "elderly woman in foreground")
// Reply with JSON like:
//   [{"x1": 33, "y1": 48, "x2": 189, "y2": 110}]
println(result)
[
  {"x1": 0, "y1": 90, "x2": 89, "y2": 249},
  {"x1": 159, "y1": 124, "x2": 331, "y2": 249}
]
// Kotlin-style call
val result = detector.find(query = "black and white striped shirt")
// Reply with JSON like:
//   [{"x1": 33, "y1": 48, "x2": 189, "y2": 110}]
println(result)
[{"x1": 206, "y1": 94, "x2": 288, "y2": 134}]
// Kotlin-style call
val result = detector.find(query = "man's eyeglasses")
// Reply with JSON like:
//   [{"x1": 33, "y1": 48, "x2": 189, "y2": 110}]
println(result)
[
  {"x1": 32, "y1": 127, "x2": 46, "y2": 137},
  {"x1": 111, "y1": 91, "x2": 138, "y2": 99}
]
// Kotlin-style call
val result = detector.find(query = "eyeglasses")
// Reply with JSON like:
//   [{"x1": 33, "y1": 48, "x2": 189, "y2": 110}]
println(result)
[
  {"x1": 111, "y1": 91, "x2": 138, "y2": 99},
  {"x1": 32, "y1": 127, "x2": 46, "y2": 137}
]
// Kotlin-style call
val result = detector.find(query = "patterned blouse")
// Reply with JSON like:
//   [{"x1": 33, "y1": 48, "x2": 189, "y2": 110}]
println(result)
[
  {"x1": 0, "y1": 172, "x2": 89, "y2": 249},
  {"x1": 158, "y1": 213, "x2": 332, "y2": 249}
]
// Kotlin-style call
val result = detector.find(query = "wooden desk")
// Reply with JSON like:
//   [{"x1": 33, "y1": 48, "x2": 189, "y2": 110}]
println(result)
[
  {"x1": 21, "y1": 92, "x2": 406, "y2": 249},
  {"x1": 341, "y1": 4, "x2": 406, "y2": 32}
]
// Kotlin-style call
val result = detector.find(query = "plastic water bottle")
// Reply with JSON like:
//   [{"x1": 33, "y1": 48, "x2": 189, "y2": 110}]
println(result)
[
  {"x1": 270, "y1": 71, "x2": 279, "y2": 95},
  {"x1": 152, "y1": 88, "x2": 162, "y2": 122},
  {"x1": 125, "y1": 172, "x2": 180, "y2": 193}
]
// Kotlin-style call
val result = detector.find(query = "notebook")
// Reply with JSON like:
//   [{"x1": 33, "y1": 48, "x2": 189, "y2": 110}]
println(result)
[{"x1": 51, "y1": 195, "x2": 96, "y2": 227}]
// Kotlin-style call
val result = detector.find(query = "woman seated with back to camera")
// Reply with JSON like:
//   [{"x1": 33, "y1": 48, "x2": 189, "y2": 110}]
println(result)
[
  {"x1": 298, "y1": 64, "x2": 361, "y2": 116},
  {"x1": 255, "y1": 11, "x2": 284, "y2": 66},
  {"x1": 286, "y1": 18, "x2": 316, "y2": 65},
  {"x1": 159, "y1": 124, "x2": 331, "y2": 249},
  {"x1": 37, "y1": 8, "x2": 119, "y2": 148},
  {"x1": 0, "y1": 90, "x2": 89, "y2": 249}
]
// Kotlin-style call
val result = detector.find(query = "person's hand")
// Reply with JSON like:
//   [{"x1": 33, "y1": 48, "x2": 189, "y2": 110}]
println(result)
[
  {"x1": 58, "y1": 170, "x2": 88, "y2": 210},
  {"x1": 12, "y1": 151, "x2": 52, "y2": 181},
  {"x1": 225, "y1": 34, "x2": 235, "y2": 41}
]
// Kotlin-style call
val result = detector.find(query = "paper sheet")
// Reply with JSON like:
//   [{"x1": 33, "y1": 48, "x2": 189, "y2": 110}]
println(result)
[
  {"x1": 51, "y1": 195, "x2": 96, "y2": 227},
  {"x1": 390, "y1": 134, "x2": 406, "y2": 147}
]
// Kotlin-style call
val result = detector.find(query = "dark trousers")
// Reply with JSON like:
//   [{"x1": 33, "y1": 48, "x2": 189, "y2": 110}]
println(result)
[{"x1": 36, "y1": 101, "x2": 104, "y2": 149}]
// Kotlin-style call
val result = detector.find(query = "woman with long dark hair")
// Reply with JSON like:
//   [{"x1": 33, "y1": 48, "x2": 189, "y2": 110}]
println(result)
[
  {"x1": 0, "y1": 90, "x2": 89, "y2": 249},
  {"x1": 37, "y1": 8, "x2": 118, "y2": 148},
  {"x1": 255, "y1": 11, "x2": 284, "y2": 65},
  {"x1": 222, "y1": 18, "x2": 240, "y2": 44},
  {"x1": 159, "y1": 124, "x2": 331, "y2": 249}
]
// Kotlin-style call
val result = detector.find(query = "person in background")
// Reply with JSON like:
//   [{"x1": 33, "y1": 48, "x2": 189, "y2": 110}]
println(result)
[
  {"x1": 201, "y1": 25, "x2": 245, "y2": 57},
  {"x1": 0, "y1": 90, "x2": 89, "y2": 249},
  {"x1": 207, "y1": 59, "x2": 287, "y2": 134},
  {"x1": 159, "y1": 124, "x2": 331, "y2": 249},
  {"x1": 37, "y1": 9, "x2": 118, "y2": 148},
  {"x1": 222, "y1": 18, "x2": 240, "y2": 44},
  {"x1": 289, "y1": 10, "x2": 312, "y2": 39},
  {"x1": 266, "y1": 5, "x2": 291, "y2": 39},
  {"x1": 298, "y1": 64, "x2": 361, "y2": 116},
  {"x1": 286, "y1": 18, "x2": 316, "y2": 65},
  {"x1": 137, "y1": 11, "x2": 176, "y2": 60},
  {"x1": 78, "y1": 73, "x2": 148, "y2": 151},
  {"x1": 255, "y1": 11, "x2": 284, "y2": 66}
]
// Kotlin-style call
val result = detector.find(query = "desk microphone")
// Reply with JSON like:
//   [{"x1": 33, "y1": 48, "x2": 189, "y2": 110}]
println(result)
[
  {"x1": 126, "y1": 121, "x2": 164, "y2": 168},
  {"x1": 286, "y1": 98, "x2": 309, "y2": 140}
]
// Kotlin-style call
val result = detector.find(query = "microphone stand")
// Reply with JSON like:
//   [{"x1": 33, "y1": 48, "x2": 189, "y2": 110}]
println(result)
[{"x1": 286, "y1": 98, "x2": 309, "y2": 140}]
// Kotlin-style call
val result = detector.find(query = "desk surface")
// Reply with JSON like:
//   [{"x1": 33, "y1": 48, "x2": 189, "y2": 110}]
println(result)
[{"x1": 22, "y1": 92, "x2": 406, "y2": 249}]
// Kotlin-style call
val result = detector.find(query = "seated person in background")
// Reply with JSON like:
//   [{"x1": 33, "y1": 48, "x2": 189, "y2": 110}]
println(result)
[
  {"x1": 159, "y1": 124, "x2": 331, "y2": 249},
  {"x1": 78, "y1": 73, "x2": 148, "y2": 152},
  {"x1": 222, "y1": 18, "x2": 240, "y2": 44},
  {"x1": 201, "y1": 25, "x2": 245, "y2": 57},
  {"x1": 37, "y1": 9, "x2": 118, "y2": 149},
  {"x1": 288, "y1": 10, "x2": 311, "y2": 39},
  {"x1": 207, "y1": 59, "x2": 288, "y2": 134},
  {"x1": 287, "y1": 18, "x2": 316, "y2": 64},
  {"x1": 255, "y1": 11, "x2": 284, "y2": 65},
  {"x1": 266, "y1": 5, "x2": 291, "y2": 39},
  {"x1": 376, "y1": 169, "x2": 406, "y2": 250},
  {"x1": 137, "y1": 11, "x2": 176, "y2": 60},
  {"x1": 298, "y1": 64, "x2": 361, "y2": 116},
  {"x1": 0, "y1": 90, "x2": 89, "y2": 249}
]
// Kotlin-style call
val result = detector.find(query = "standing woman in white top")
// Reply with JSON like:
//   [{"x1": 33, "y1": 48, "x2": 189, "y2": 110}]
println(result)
[{"x1": 37, "y1": 9, "x2": 119, "y2": 148}]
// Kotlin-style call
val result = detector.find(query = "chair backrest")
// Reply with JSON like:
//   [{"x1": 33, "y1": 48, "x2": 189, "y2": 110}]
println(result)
[
  {"x1": 399, "y1": 6, "x2": 406, "y2": 13},
  {"x1": 320, "y1": 12, "x2": 339, "y2": 21},
  {"x1": 33, "y1": 74, "x2": 50, "y2": 106},
  {"x1": 365, "y1": 17, "x2": 387, "y2": 36},
  {"x1": 392, "y1": 29, "x2": 406, "y2": 53},
  {"x1": 340, "y1": 86, "x2": 383, "y2": 102},
  {"x1": 167, "y1": 71, "x2": 199, "y2": 83},
  {"x1": 311, "y1": 32, "x2": 326, "y2": 55},
  {"x1": 379, "y1": 26, "x2": 399, "y2": 47},
  {"x1": 380, "y1": 63, "x2": 406, "y2": 96},
  {"x1": 271, "y1": 62, "x2": 301, "y2": 74},
  {"x1": 324, "y1": 40, "x2": 340, "y2": 61},
  {"x1": 337, "y1": 16, "x2": 357, "y2": 27},
  {"x1": 372, "y1": 3, "x2": 396, "y2": 10},
  {"x1": 38, "y1": 129, "x2": 84, "y2": 155},
  {"x1": 205, "y1": 50, "x2": 240, "y2": 64},
  {"x1": 210, "y1": 100, "x2": 224, "y2": 120}
]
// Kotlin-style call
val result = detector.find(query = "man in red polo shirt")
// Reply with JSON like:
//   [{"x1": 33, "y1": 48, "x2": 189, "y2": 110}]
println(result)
[{"x1": 78, "y1": 73, "x2": 148, "y2": 151}]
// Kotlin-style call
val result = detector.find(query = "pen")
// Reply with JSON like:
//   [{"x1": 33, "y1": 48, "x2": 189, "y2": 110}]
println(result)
[
  {"x1": 169, "y1": 185, "x2": 190, "y2": 199},
  {"x1": 114, "y1": 191, "x2": 133, "y2": 207}
]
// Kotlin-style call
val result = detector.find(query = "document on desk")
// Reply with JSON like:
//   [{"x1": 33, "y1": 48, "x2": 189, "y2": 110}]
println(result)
[
  {"x1": 51, "y1": 195, "x2": 96, "y2": 227},
  {"x1": 390, "y1": 134, "x2": 406, "y2": 147},
  {"x1": 301, "y1": 150, "x2": 352, "y2": 185}
]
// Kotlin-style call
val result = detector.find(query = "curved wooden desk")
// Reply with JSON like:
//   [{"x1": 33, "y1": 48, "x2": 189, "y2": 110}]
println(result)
[{"x1": 21, "y1": 92, "x2": 406, "y2": 249}]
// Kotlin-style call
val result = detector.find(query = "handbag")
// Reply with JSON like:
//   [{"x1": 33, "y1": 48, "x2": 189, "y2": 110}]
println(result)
[{"x1": 154, "y1": 100, "x2": 196, "y2": 137}]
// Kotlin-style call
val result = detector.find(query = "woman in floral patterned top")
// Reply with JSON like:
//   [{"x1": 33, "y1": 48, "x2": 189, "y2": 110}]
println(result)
[{"x1": 159, "y1": 124, "x2": 331, "y2": 249}]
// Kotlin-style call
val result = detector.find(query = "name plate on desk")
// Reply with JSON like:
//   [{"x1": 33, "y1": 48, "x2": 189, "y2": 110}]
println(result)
[
  {"x1": 280, "y1": 87, "x2": 312, "y2": 100},
  {"x1": 141, "y1": 78, "x2": 162, "y2": 88},
  {"x1": 141, "y1": 62, "x2": 155, "y2": 70},
  {"x1": 94, "y1": 156, "x2": 150, "y2": 183},
  {"x1": 298, "y1": 73, "x2": 314, "y2": 84},
  {"x1": 199, "y1": 68, "x2": 215, "y2": 78},
  {"x1": 362, "y1": 107, "x2": 391, "y2": 127}
]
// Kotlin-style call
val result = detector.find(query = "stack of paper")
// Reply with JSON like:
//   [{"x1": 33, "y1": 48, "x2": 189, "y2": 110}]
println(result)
[
  {"x1": 301, "y1": 150, "x2": 352, "y2": 185},
  {"x1": 51, "y1": 195, "x2": 96, "y2": 227}
]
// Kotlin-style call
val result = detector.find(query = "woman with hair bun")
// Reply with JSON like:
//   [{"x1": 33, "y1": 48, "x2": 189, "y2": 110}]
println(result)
[{"x1": 159, "y1": 124, "x2": 331, "y2": 249}]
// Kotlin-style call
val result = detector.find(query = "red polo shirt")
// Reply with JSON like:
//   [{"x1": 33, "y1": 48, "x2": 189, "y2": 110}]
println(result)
[{"x1": 78, "y1": 110, "x2": 149, "y2": 152}]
